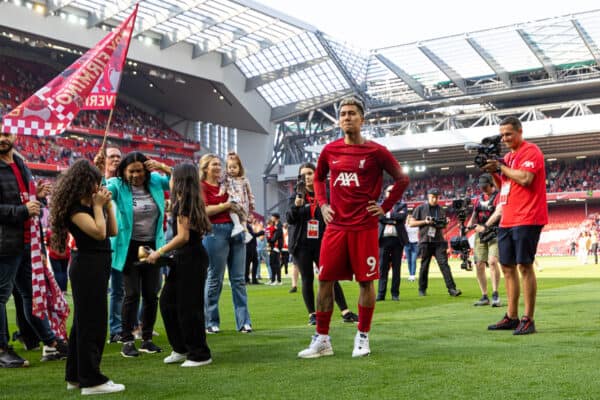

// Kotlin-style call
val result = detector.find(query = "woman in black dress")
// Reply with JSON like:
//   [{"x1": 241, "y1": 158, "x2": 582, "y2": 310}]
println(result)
[
  {"x1": 145, "y1": 163, "x2": 212, "y2": 367},
  {"x1": 49, "y1": 159, "x2": 123, "y2": 395}
]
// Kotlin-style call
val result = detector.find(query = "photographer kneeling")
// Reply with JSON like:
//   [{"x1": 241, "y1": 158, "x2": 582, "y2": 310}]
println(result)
[
  {"x1": 468, "y1": 174, "x2": 502, "y2": 307},
  {"x1": 408, "y1": 188, "x2": 461, "y2": 297}
]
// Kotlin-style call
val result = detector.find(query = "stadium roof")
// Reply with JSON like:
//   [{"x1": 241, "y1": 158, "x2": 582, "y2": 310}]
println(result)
[{"x1": 5, "y1": 1, "x2": 600, "y2": 123}]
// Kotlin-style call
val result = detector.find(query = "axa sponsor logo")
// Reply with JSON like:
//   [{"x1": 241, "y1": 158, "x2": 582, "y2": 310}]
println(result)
[
  {"x1": 333, "y1": 172, "x2": 360, "y2": 187},
  {"x1": 523, "y1": 160, "x2": 535, "y2": 168}
]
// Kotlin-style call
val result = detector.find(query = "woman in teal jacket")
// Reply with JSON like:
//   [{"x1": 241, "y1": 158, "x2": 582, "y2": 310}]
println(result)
[{"x1": 105, "y1": 152, "x2": 171, "y2": 358}]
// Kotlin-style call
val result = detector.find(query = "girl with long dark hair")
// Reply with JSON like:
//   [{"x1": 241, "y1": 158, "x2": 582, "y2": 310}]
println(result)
[
  {"x1": 145, "y1": 163, "x2": 212, "y2": 367},
  {"x1": 49, "y1": 160, "x2": 124, "y2": 395}
]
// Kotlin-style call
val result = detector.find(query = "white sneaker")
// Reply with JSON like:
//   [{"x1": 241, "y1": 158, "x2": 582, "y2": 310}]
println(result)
[
  {"x1": 181, "y1": 358, "x2": 212, "y2": 367},
  {"x1": 352, "y1": 331, "x2": 371, "y2": 357},
  {"x1": 66, "y1": 382, "x2": 79, "y2": 390},
  {"x1": 408, "y1": 275, "x2": 416, "y2": 282},
  {"x1": 231, "y1": 224, "x2": 245, "y2": 237},
  {"x1": 297, "y1": 334, "x2": 334, "y2": 358},
  {"x1": 163, "y1": 351, "x2": 187, "y2": 364},
  {"x1": 81, "y1": 380, "x2": 125, "y2": 395}
]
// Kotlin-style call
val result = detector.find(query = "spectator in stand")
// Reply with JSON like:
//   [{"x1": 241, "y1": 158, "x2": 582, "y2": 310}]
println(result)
[
  {"x1": 49, "y1": 160, "x2": 124, "y2": 395},
  {"x1": 102, "y1": 152, "x2": 172, "y2": 357},
  {"x1": 200, "y1": 154, "x2": 252, "y2": 334}
]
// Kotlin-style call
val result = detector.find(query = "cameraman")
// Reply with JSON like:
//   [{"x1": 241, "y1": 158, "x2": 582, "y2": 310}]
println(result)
[
  {"x1": 376, "y1": 186, "x2": 409, "y2": 301},
  {"x1": 468, "y1": 173, "x2": 502, "y2": 307},
  {"x1": 408, "y1": 188, "x2": 462, "y2": 297},
  {"x1": 482, "y1": 116, "x2": 547, "y2": 335}
]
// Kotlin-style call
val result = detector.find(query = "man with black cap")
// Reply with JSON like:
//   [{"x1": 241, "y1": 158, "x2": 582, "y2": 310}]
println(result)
[
  {"x1": 408, "y1": 188, "x2": 461, "y2": 297},
  {"x1": 468, "y1": 173, "x2": 502, "y2": 307}
]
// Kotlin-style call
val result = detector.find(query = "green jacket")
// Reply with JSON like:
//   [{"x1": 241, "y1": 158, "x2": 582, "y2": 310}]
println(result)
[{"x1": 106, "y1": 172, "x2": 170, "y2": 271}]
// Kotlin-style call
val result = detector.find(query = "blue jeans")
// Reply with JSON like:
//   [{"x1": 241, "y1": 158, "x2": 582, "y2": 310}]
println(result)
[
  {"x1": 108, "y1": 268, "x2": 124, "y2": 336},
  {"x1": 203, "y1": 223, "x2": 251, "y2": 330},
  {"x1": 405, "y1": 242, "x2": 418, "y2": 276},
  {"x1": 49, "y1": 257, "x2": 68, "y2": 292},
  {"x1": 0, "y1": 246, "x2": 56, "y2": 348}
]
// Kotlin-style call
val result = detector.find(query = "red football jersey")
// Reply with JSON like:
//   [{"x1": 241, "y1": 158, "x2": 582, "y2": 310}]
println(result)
[{"x1": 314, "y1": 138, "x2": 408, "y2": 231}]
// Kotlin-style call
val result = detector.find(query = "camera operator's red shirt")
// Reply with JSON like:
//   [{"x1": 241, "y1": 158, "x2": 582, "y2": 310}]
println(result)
[{"x1": 499, "y1": 140, "x2": 548, "y2": 227}]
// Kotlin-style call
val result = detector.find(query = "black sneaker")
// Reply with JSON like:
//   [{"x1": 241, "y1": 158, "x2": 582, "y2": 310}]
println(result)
[
  {"x1": 139, "y1": 340, "x2": 162, "y2": 354},
  {"x1": 488, "y1": 313, "x2": 520, "y2": 330},
  {"x1": 513, "y1": 316, "x2": 536, "y2": 335},
  {"x1": 289, "y1": 286, "x2": 297, "y2": 293},
  {"x1": 391, "y1": 296, "x2": 400, "y2": 301},
  {"x1": 474, "y1": 296, "x2": 490, "y2": 306},
  {"x1": 120, "y1": 341, "x2": 140, "y2": 358},
  {"x1": 0, "y1": 346, "x2": 29, "y2": 368},
  {"x1": 308, "y1": 313, "x2": 316, "y2": 326},
  {"x1": 342, "y1": 311, "x2": 359, "y2": 323},
  {"x1": 41, "y1": 340, "x2": 68, "y2": 361},
  {"x1": 376, "y1": 296, "x2": 385, "y2": 301},
  {"x1": 418, "y1": 289, "x2": 426, "y2": 296},
  {"x1": 449, "y1": 288, "x2": 462, "y2": 297},
  {"x1": 108, "y1": 333, "x2": 123, "y2": 344}
]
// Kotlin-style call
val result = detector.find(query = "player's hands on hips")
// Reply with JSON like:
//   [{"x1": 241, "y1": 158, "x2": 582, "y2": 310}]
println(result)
[
  {"x1": 320, "y1": 204, "x2": 334, "y2": 224},
  {"x1": 366, "y1": 200, "x2": 384, "y2": 216}
]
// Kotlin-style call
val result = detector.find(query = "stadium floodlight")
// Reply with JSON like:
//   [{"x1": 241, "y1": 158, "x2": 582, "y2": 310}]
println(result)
[{"x1": 402, "y1": 165, "x2": 410, "y2": 174}]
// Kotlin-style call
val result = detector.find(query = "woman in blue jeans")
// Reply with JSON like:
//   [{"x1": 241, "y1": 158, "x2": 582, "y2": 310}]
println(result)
[{"x1": 199, "y1": 154, "x2": 252, "y2": 334}]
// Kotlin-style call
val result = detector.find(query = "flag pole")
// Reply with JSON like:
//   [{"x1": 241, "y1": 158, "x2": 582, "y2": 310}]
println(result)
[{"x1": 100, "y1": 107, "x2": 114, "y2": 153}]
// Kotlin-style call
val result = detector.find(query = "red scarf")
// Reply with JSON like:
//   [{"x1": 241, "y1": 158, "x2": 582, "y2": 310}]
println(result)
[{"x1": 29, "y1": 181, "x2": 70, "y2": 340}]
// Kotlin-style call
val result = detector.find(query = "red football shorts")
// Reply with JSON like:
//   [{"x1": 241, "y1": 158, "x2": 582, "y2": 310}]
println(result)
[{"x1": 318, "y1": 227, "x2": 379, "y2": 282}]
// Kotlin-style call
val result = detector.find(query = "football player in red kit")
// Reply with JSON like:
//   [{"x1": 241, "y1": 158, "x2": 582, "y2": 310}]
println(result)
[{"x1": 298, "y1": 97, "x2": 409, "y2": 358}]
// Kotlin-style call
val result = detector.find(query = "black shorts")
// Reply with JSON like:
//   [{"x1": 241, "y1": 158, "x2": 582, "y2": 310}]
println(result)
[{"x1": 498, "y1": 225, "x2": 543, "y2": 266}]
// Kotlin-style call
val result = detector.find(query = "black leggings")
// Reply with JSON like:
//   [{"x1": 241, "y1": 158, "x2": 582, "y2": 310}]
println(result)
[{"x1": 293, "y1": 245, "x2": 349, "y2": 314}]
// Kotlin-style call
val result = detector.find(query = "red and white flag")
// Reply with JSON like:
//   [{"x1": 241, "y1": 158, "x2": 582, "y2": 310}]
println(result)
[{"x1": 1, "y1": 4, "x2": 138, "y2": 136}]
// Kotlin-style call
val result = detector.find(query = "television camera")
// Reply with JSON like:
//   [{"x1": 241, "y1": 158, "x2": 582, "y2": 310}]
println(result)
[
  {"x1": 449, "y1": 198, "x2": 473, "y2": 271},
  {"x1": 464, "y1": 134, "x2": 502, "y2": 168}
]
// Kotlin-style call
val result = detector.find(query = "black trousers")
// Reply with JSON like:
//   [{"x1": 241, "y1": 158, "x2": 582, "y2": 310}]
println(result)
[
  {"x1": 378, "y1": 237, "x2": 403, "y2": 299},
  {"x1": 293, "y1": 245, "x2": 349, "y2": 314},
  {"x1": 418, "y1": 242, "x2": 457, "y2": 292},
  {"x1": 245, "y1": 242, "x2": 259, "y2": 283},
  {"x1": 592, "y1": 243, "x2": 599, "y2": 264},
  {"x1": 121, "y1": 240, "x2": 161, "y2": 342},
  {"x1": 269, "y1": 250, "x2": 281, "y2": 283},
  {"x1": 281, "y1": 251, "x2": 289, "y2": 275},
  {"x1": 65, "y1": 250, "x2": 111, "y2": 388},
  {"x1": 160, "y1": 243, "x2": 211, "y2": 362},
  {"x1": 12, "y1": 287, "x2": 40, "y2": 348}
]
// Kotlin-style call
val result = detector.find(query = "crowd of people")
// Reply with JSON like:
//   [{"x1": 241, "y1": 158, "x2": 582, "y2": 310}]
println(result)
[{"x1": 0, "y1": 93, "x2": 585, "y2": 395}]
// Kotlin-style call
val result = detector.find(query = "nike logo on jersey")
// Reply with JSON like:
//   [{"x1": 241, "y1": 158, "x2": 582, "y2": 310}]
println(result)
[
  {"x1": 333, "y1": 172, "x2": 360, "y2": 187},
  {"x1": 366, "y1": 271, "x2": 377, "y2": 277},
  {"x1": 332, "y1": 160, "x2": 339, "y2": 164}
]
